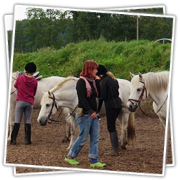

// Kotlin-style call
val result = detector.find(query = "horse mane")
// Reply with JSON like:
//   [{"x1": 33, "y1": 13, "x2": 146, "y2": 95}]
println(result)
[
  {"x1": 50, "y1": 76, "x2": 78, "y2": 93},
  {"x1": 142, "y1": 71, "x2": 169, "y2": 92}
]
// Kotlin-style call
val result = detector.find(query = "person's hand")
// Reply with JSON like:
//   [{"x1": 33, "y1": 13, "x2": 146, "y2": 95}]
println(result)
[
  {"x1": 91, "y1": 112, "x2": 98, "y2": 119},
  {"x1": 95, "y1": 75, "x2": 101, "y2": 80}
]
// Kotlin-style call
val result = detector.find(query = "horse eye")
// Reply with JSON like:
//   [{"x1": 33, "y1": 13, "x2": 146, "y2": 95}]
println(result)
[
  {"x1": 137, "y1": 88, "x2": 141, "y2": 92},
  {"x1": 46, "y1": 104, "x2": 50, "y2": 107}
]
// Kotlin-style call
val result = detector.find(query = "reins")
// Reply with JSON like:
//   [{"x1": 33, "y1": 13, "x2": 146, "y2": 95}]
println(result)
[
  {"x1": 11, "y1": 89, "x2": 17, "y2": 95},
  {"x1": 156, "y1": 95, "x2": 168, "y2": 114}
]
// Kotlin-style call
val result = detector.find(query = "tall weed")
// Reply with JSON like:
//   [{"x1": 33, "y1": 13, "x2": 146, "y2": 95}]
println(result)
[{"x1": 13, "y1": 40, "x2": 171, "y2": 80}]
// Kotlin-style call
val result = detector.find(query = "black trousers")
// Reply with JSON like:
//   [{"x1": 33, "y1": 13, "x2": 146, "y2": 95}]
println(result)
[{"x1": 106, "y1": 108, "x2": 121, "y2": 133}]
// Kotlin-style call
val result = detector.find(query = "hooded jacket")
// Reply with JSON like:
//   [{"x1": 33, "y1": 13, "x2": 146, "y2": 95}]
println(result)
[
  {"x1": 14, "y1": 75, "x2": 37, "y2": 105},
  {"x1": 101, "y1": 74, "x2": 122, "y2": 109}
]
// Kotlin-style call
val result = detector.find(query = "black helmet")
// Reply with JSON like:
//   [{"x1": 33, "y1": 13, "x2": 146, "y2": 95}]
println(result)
[
  {"x1": 25, "y1": 62, "x2": 36, "y2": 73},
  {"x1": 97, "y1": 64, "x2": 107, "y2": 76}
]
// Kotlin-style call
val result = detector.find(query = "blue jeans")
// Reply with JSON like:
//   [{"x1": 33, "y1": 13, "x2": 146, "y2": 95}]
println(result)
[{"x1": 68, "y1": 114, "x2": 100, "y2": 159}]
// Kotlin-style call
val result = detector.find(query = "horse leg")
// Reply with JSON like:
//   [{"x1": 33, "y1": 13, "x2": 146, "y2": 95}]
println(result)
[
  {"x1": 65, "y1": 122, "x2": 70, "y2": 141},
  {"x1": 158, "y1": 110, "x2": 166, "y2": 128},
  {"x1": 67, "y1": 116, "x2": 77, "y2": 150},
  {"x1": 62, "y1": 108, "x2": 71, "y2": 143},
  {"x1": 159, "y1": 116, "x2": 166, "y2": 128},
  {"x1": 62, "y1": 120, "x2": 70, "y2": 143},
  {"x1": 7, "y1": 103, "x2": 15, "y2": 141},
  {"x1": 118, "y1": 111, "x2": 128, "y2": 149}
]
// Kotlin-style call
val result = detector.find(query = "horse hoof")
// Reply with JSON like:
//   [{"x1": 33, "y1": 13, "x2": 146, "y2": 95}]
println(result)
[
  {"x1": 62, "y1": 139, "x2": 67, "y2": 143},
  {"x1": 121, "y1": 145, "x2": 127, "y2": 150},
  {"x1": 124, "y1": 142, "x2": 128, "y2": 146},
  {"x1": 62, "y1": 137, "x2": 70, "y2": 143}
]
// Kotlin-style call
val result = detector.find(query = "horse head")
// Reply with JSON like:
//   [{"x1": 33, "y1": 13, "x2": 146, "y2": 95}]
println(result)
[
  {"x1": 126, "y1": 72, "x2": 148, "y2": 112},
  {"x1": 37, "y1": 91, "x2": 58, "y2": 126}
]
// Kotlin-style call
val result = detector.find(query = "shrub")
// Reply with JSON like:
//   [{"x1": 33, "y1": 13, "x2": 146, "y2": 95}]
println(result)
[{"x1": 13, "y1": 40, "x2": 171, "y2": 80}]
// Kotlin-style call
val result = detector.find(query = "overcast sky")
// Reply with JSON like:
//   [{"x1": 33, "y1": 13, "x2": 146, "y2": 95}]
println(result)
[{"x1": 5, "y1": 5, "x2": 47, "y2": 30}]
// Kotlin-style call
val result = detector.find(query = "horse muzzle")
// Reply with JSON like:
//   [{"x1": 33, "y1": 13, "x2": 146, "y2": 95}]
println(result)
[
  {"x1": 38, "y1": 117, "x2": 48, "y2": 126},
  {"x1": 126, "y1": 100, "x2": 139, "y2": 112}
]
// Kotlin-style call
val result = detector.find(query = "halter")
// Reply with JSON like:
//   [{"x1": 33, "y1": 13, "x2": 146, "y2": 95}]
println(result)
[
  {"x1": 128, "y1": 81, "x2": 147, "y2": 107},
  {"x1": 128, "y1": 81, "x2": 168, "y2": 115},
  {"x1": 47, "y1": 92, "x2": 78, "y2": 124},
  {"x1": 47, "y1": 92, "x2": 58, "y2": 121}
]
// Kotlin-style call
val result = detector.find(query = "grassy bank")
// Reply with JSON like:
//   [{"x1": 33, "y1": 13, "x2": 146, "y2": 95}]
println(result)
[{"x1": 13, "y1": 39, "x2": 171, "y2": 80}]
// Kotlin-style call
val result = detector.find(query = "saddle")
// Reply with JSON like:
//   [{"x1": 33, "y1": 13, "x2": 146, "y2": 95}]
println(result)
[
  {"x1": 33, "y1": 71, "x2": 42, "y2": 80},
  {"x1": 19, "y1": 71, "x2": 43, "y2": 81}
]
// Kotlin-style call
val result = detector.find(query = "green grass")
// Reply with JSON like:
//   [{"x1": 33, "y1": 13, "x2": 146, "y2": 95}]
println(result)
[{"x1": 13, "y1": 39, "x2": 171, "y2": 80}]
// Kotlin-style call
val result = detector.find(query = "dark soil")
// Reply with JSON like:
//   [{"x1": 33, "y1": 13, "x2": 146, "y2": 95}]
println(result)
[{"x1": 6, "y1": 106, "x2": 172, "y2": 175}]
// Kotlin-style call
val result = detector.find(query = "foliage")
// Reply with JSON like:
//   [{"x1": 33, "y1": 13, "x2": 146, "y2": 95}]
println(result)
[
  {"x1": 13, "y1": 40, "x2": 171, "y2": 80},
  {"x1": 12, "y1": 8, "x2": 173, "y2": 53}
]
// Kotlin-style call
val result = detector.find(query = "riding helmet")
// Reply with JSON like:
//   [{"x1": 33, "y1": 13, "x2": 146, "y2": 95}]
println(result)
[
  {"x1": 25, "y1": 62, "x2": 36, "y2": 73},
  {"x1": 97, "y1": 64, "x2": 108, "y2": 76}
]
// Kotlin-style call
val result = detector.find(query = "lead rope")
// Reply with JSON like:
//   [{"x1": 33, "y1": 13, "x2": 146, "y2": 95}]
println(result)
[
  {"x1": 156, "y1": 95, "x2": 168, "y2": 114},
  {"x1": 48, "y1": 104, "x2": 79, "y2": 124}
]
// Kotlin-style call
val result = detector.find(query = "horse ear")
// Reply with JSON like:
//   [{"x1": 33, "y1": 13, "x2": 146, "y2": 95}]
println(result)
[
  {"x1": 138, "y1": 72, "x2": 143, "y2": 81},
  {"x1": 41, "y1": 91, "x2": 45, "y2": 95},
  {"x1": 130, "y1": 72, "x2": 134, "y2": 78},
  {"x1": 48, "y1": 91, "x2": 52, "y2": 97}
]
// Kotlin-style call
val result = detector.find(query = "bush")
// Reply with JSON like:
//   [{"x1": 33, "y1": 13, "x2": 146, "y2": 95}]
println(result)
[{"x1": 13, "y1": 40, "x2": 171, "y2": 80}]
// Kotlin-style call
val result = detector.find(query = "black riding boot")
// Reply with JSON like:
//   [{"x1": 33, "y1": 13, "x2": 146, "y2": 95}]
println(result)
[
  {"x1": 25, "y1": 124, "x2": 31, "y2": 145},
  {"x1": 10, "y1": 123, "x2": 20, "y2": 145},
  {"x1": 104, "y1": 131, "x2": 119, "y2": 156}
]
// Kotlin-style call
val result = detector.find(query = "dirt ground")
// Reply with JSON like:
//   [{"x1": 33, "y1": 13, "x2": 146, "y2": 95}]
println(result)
[{"x1": 6, "y1": 106, "x2": 172, "y2": 175}]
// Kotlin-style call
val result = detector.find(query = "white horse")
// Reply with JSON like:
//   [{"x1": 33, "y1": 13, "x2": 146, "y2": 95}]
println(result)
[
  {"x1": 37, "y1": 76, "x2": 136, "y2": 150},
  {"x1": 8, "y1": 72, "x2": 73, "y2": 142},
  {"x1": 126, "y1": 71, "x2": 169, "y2": 127}
]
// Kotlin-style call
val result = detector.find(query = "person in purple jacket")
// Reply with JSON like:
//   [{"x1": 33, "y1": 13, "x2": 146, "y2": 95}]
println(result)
[{"x1": 10, "y1": 62, "x2": 37, "y2": 145}]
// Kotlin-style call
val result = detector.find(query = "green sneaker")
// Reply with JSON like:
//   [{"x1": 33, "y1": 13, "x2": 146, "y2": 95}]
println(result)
[
  {"x1": 90, "y1": 162, "x2": 106, "y2": 168},
  {"x1": 65, "y1": 157, "x2": 80, "y2": 165}
]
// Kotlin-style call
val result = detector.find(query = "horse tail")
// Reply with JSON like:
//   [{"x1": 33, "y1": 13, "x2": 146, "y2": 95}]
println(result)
[{"x1": 127, "y1": 112, "x2": 136, "y2": 143}]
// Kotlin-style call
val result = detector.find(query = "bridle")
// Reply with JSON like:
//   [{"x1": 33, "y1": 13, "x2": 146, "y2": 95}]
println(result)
[
  {"x1": 128, "y1": 80, "x2": 168, "y2": 115},
  {"x1": 47, "y1": 92, "x2": 58, "y2": 121},
  {"x1": 128, "y1": 81, "x2": 147, "y2": 107},
  {"x1": 47, "y1": 92, "x2": 78, "y2": 124},
  {"x1": 128, "y1": 81, "x2": 148, "y2": 115}
]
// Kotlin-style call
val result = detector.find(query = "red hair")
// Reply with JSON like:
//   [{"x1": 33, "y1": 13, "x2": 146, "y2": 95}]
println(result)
[{"x1": 80, "y1": 60, "x2": 98, "y2": 77}]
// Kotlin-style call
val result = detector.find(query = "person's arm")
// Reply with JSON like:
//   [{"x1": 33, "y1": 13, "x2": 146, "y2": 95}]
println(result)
[
  {"x1": 101, "y1": 79, "x2": 108, "y2": 101},
  {"x1": 76, "y1": 79, "x2": 94, "y2": 115},
  {"x1": 97, "y1": 98, "x2": 103, "y2": 113},
  {"x1": 95, "y1": 77, "x2": 103, "y2": 113},
  {"x1": 34, "y1": 79, "x2": 38, "y2": 96}
]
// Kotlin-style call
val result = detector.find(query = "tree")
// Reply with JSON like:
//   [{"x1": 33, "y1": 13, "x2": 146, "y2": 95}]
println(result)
[{"x1": 13, "y1": 8, "x2": 173, "y2": 53}]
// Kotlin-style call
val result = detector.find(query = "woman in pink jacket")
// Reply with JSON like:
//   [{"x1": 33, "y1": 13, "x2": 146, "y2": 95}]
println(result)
[{"x1": 10, "y1": 62, "x2": 37, "y2": 145}]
